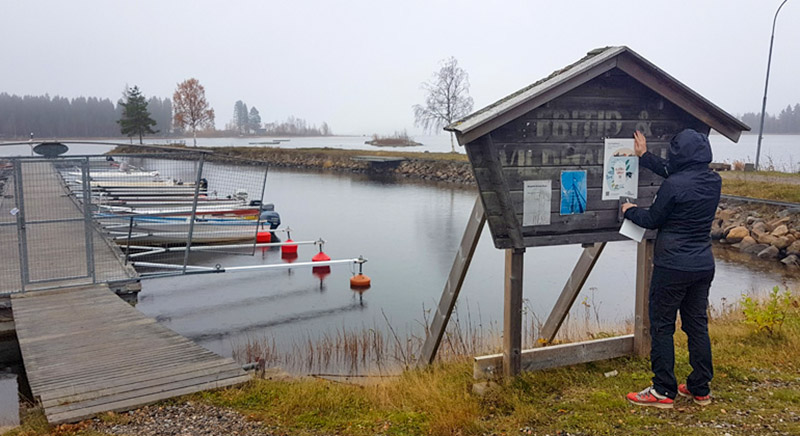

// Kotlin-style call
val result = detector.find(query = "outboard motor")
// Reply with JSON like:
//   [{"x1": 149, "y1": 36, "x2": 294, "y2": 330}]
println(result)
[{"x1": 259, "y1": 203, "x2": 280, "y2": 230}]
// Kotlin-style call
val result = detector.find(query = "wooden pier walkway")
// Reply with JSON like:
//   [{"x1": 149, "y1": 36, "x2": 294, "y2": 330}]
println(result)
[
  {"x1": 0, "y1": 161, "x2": 138, "y2": 294},
  {"x1": 12, "y1": 284, "x2": 250, "y2": 424}
]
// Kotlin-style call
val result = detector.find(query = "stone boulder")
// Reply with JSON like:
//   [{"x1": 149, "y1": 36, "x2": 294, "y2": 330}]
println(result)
[
  {"x1": 771, "y1": 224, "x2": 790, "y2": 237},
  {"x1": 717, "y1": 209, "x2": 737, "y2": 222},
  {"x1": 724, "y1": 226, "x2": 750, "y2": 243},
  {"x1": 742, "y1": 243, "x2": 770, "y2": 255},
  {"x1": 781, "y1": 254, "x2": 800, "y2": 267},
  {"x1": 786, "y1": 240, "x2": 800, "y2": 256},
  {"x1": 751, "y1": 221, "x2": 769, "y2": 234},
  {"x1": 757, "y1": 245, "x2": 780, "y2": 259},
  {"x1": 768, "y1": 217, "x2": 791, "y2": 229},
  {"x1": 755, "y1": 232, "x2": 779, "y2": 246},
  {"x1": 738, "y1": 236, "x2": 757, "y2": 251},
  {"x1": 773, "y1": 236, "x2": 791, "y2": 250}
]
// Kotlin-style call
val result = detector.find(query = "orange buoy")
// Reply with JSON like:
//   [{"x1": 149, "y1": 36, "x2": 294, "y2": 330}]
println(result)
[
  {"x1": 312, "y1": 251, "x2": 331, "y2": 262},
  {"x1": 281, "y1": 239, "x2": 298, "y2": 254},
  {"x1": 256, "y1": 231, "x2": 272, "y2": 243},
  {"x1": 350, "y1": 273, "x2": 371, "y2": 288}
]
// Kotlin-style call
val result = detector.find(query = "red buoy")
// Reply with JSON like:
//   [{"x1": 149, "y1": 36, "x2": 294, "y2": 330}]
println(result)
[
  {"x1": 312, "y1": 251, "x2": 331, "y2": 262},
  {"x1": 350, "y1": 273, "x2": 371, "y2": 288},
  {"x1": 281, "y1": 239, "x2": 298, "y2": 254},
  {"x1": 312, "y1": 265, "x2": 331, "y2": 280},
  {"x1": 256, "y1": 231, "x2": 272, "y2": 243},
  {"x1": 281, "y1": 252, "x2": 299, "y2": 263}
]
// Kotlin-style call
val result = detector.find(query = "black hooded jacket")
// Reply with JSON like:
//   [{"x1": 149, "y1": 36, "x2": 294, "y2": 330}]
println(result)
[{"x1": 624, "y1": 129, "x2": 721, "y2": 272}]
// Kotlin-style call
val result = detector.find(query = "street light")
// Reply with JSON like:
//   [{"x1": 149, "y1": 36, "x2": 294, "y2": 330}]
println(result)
[{"x1": 755, "y1": 0, "x2": 790, "y2": 170}]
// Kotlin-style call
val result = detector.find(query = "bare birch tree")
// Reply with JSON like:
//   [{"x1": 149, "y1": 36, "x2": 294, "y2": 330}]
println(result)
[
  {"x1": 413, "y1": 57, "x2": 474, "y2": 152},
  {"x1": 173, "y1": 78, "x2": 215, "y2": 146}
]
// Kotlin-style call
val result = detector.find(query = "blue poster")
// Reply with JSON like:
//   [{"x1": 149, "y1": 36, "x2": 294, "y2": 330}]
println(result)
[{"x1": 560, "y1": 170, "x2": 587, "y2": 215}]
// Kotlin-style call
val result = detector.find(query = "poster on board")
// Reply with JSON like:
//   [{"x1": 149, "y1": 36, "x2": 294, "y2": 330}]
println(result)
[
  {"x1": 602, "y1": 138, "x2": 639, "y2": 200},
  {"x1": 560, "y1": 170, "x2": 587, "y2": 215},
  {"x1": 523, "y1": 180, "x2": 551, "y2": 226}
]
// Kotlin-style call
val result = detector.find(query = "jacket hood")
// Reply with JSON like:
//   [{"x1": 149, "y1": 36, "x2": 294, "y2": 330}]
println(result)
[{"x1": 667, "y1": 129, "x2": 712, "y2": 174}]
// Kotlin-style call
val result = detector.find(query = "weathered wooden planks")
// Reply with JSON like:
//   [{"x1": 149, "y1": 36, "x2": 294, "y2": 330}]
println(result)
[
  {"x1": 0, "y1": 162, "x2": 137, "y2": 294},
  {"x1": 474, "y1": 335, "x2": 634, "y2": 379},
  {"x1": 12, "y1": 284, "x2": 250, "y2": 424}
]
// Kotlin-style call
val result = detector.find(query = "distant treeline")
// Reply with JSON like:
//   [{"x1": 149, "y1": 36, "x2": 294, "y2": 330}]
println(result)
[
  {"x1": 740, "y1": 104, "x2": 800, "y2": 134},
  {"x1": 0, "y1": 93, "x2": 173, "y2": 139},
  {"x1": 262, "y1": 116, "x2": 332, "y2": 136},
  {"x1": 0, "y1": 92, "x2": 333, "y2": 139}
]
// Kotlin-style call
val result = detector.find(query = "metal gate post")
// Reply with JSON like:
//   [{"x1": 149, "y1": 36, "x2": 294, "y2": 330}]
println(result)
[
  {"x1": 182, "y1": 154, "x2": 205, "y2": 273},
  {"x1": 13, "y1": 159, "x2": 29, "y2": 291},
  {"x1": 81, "y1": 157, "x2": 96, "y2": 283},
  {"x1": 250, "y1": 166, "x2": 270, "y2": 255}
]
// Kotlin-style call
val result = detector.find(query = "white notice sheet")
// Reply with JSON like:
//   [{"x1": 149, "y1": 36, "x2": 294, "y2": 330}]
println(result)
[
  {"x1": 602, "y1": 138, "x2": 639, "y2": 200},
  {"x1": 523, "y1": 180, "x2": 551, "y2": 226}
]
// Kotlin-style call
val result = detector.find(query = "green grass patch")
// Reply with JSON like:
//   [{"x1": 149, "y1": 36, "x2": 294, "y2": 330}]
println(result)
[{"x1": 722, "y1": 176, "x2": 800, "y2": 203}]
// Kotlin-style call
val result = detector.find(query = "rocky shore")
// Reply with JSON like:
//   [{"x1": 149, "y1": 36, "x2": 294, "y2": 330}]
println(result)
[
  {"x1": 206, "y1": 147, "x2": 476, "y2": 185},
  {"x1": 713, "y1": 200, "x2": 800, "y2": 268}
]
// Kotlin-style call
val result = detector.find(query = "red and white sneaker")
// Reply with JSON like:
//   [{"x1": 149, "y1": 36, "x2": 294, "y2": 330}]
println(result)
[
  {"x1": 678, "y1": 384, "x2": 711, "y2": 406},
  {"x1": 626, "y1": 386, "x2": 674, "y2": 409}
]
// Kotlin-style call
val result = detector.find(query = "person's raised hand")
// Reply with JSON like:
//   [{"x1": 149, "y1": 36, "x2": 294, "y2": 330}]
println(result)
[
  {"x1": 621, "y1": 202, "x2": 637, "y2": 213},
  {"x1": 633, "y1": 131, "x2": 647, "y2": 157}
]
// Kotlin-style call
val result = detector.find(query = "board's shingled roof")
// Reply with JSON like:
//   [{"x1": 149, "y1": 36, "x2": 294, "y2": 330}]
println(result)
[{"x1": 446, "y1": 46, "x2": 750, "y2": 143}]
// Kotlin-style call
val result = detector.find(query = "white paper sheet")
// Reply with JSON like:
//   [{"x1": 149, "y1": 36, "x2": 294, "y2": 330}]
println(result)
[
  {"x1": 602, "y1": 138, "x2": 639, "y2": 200},
  {"x1": 523, "y1": 180, "x2": 551, "y2": 226},
  {"x1": 619, "y1": 218, "x2": 646, "y2": 243}
]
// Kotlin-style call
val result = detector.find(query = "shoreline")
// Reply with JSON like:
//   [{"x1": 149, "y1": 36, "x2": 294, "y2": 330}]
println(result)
[{"x1": 110, "y1": 145, "x2": 800, "y2": 270}]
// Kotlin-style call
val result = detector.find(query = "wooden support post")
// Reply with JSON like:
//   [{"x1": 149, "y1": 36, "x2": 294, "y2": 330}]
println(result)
[
  {"x1": 537, "y1": 242, "x2": 606, "y2": 346},
  {"x1": 418, "y1": 197, "x2": 486, "y2": 367},
  {"x1": 633, "y1": 238, "x2": 654, "y2": 357},
  {"x1": 504, "y1": 248, "x2": 524, "y2": 377}
]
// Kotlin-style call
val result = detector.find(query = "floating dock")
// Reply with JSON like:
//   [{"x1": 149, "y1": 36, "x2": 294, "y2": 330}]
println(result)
[{"x1": 11, "y1": 284, "x2": 250, "y2": 424}]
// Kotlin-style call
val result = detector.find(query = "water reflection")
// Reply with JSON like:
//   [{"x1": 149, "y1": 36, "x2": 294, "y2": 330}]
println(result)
[{"x1": 134, "y1": 167, "x2": 799, "y2": 372}]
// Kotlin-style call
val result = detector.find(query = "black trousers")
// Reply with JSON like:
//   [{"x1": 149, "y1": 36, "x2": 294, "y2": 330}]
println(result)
[{"x1": 649, "y1": 266, "x2": 714, "y2": 399}]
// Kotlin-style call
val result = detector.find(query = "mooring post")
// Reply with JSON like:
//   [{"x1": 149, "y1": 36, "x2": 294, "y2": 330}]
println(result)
[
  {"x1": 504, "y1": 247, "x2": 525, "y2": 377},
  {"x1": 634, "y1": 238, "x2": 654, "y2": 357}
]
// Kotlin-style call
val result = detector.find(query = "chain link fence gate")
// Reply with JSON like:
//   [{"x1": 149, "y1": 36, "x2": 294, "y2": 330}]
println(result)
[{"x1": 0, "y1": 145, "x2": 271, "y2": 295}]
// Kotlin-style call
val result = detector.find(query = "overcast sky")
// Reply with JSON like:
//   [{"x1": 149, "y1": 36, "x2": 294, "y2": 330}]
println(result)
[{"x1": 2, "y1": 0, "x2": 798, "y2": 135}]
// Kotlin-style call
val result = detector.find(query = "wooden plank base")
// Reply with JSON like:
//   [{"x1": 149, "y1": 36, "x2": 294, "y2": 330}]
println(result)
[
  {"x1": 12, "y1": 284, "x2": 249, "y2": 424},
  {"x1": 473, "y1": 334, "x2": 634, "y2": 379}
]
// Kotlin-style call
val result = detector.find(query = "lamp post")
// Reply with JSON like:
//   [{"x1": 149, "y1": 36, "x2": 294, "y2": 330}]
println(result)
[{"x1": 755, "y1": 0, "x2": 790, "y2": 170}]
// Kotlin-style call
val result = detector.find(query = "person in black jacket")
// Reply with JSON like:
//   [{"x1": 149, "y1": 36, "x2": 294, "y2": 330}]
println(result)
[{"x1": 623, "y1": 129, "x2": 721, "y2": 409}]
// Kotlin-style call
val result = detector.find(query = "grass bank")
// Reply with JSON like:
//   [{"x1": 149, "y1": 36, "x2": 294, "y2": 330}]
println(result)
[
  {"x1": 194, "y1": 308, "x2": 800, "y2": 436},
  {"x1": 720, "y1": 171, "x2": 800, "y2": 204},
  {"x1": 7, "y1": 303, "x2": 798, "y2": 436}
]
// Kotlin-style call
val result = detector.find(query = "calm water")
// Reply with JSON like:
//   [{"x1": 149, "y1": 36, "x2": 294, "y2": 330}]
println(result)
[
  {"x1": 134, "y1": 167, "x2": 799, "y2": 363},
  {"x1": 2, "y1": 134, "x2": 799, "y2": 170}
]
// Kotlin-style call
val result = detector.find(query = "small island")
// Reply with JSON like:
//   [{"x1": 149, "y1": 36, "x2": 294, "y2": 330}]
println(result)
[{"x1": 365, "y1": 130, "x2": 422, "y2": 147}]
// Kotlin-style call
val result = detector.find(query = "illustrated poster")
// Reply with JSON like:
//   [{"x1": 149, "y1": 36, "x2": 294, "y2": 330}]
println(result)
[
  {"x1": 602, "y1": 138, "x2": 638, "y2": 200},
  {"x1": 522, "y1": 180, "x2": 551, "y2": 226},
  {"x1": 560, "y1": 170, "x2": 587, "y2": 215}
]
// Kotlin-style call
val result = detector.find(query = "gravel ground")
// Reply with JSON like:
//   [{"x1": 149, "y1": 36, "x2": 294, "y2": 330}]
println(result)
[{"x1": 89, "y1": 401, "x2": 286, "y2": 436}]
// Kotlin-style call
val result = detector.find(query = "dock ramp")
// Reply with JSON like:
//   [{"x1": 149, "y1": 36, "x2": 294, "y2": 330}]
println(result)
[{"x1": 12, "y1": 284, "x2": 250, "y2": 424}]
